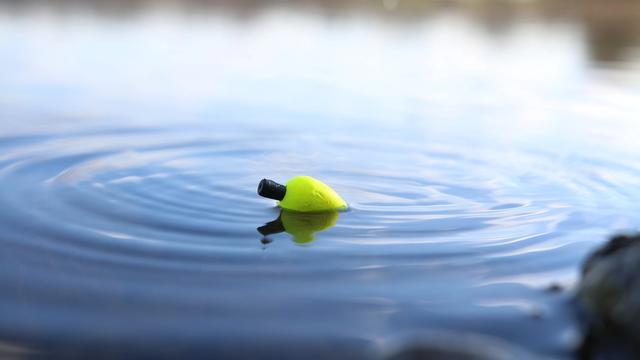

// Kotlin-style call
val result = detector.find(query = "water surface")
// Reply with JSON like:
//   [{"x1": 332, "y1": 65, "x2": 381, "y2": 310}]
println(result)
[{"x1": 1, "y1": 1, "x2": 640, "y2": 358}]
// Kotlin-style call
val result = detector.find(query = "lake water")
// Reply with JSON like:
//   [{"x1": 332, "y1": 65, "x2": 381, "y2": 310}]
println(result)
[{"x1": 1, "y1": 1, "x2": 640, "y2": 358}]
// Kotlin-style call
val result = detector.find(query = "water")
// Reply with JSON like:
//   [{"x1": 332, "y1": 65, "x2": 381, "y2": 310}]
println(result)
[{"x1": 1, "y1": 1, "x2": 640, "y2": 358}]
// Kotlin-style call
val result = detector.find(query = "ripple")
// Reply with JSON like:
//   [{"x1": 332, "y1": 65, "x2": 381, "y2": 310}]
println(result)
[
  {"x1": 0, "y1": 126, "x2": 632, "y2": 261},
  {"x1": 0, "y1": 123, "x2": 638, "y2": 358}
]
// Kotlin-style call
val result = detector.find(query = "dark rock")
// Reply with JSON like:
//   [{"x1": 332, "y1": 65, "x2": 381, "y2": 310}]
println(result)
[
  {"x1": 546, "y1": 283, "x2": 564, "y2": 293},
  {"x1": 576, "y1": 234, "x2": 640, "y2": 357},
  {"x1": 581, "y1": 234, "x2": 640, "y2": 275}
]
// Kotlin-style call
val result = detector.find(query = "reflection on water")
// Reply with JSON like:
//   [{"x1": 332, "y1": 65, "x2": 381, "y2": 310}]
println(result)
[
  {"x1": 0, "y1": 0, "x2": 639, "y2": 359},
  {"x1": 259, "y1": 210, "x2": 340, "y2": 245}
]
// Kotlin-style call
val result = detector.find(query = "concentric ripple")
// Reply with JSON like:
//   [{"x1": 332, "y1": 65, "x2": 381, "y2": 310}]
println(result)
[
  {"x1": 1, "y1": 118, "x2": 639, "y2": 359},
  {"x1": 2, "y1": 1, "x2": 640, "y2": 356}
]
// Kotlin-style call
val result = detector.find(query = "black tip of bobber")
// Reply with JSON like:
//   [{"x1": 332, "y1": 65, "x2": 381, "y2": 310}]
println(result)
[{"x1": 258, "y1": 179, "x2": 286, "y2": 201}]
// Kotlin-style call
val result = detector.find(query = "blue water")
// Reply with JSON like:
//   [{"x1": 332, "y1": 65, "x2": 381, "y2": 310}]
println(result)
[{"x1": 1, "y1": 1, "x2": 640, "y2": 358}]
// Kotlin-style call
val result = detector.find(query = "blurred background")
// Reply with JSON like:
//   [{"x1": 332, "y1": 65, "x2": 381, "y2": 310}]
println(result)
[
  {"x1": 1, "y1": 1, "x2": 640, "y2": 359},
  {"x1": 1, "y1": 0, "x2": 639, "y2": 126}
]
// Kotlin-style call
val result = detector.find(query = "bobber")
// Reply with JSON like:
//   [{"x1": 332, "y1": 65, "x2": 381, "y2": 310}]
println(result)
[{"x1": 257, "y1": 176, "x2": 347, "y2": 212}]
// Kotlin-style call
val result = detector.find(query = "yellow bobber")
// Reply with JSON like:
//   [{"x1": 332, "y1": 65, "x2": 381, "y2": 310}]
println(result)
[{"x1": 257, "y1": 176, "x2": 347, "y2": 212}]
